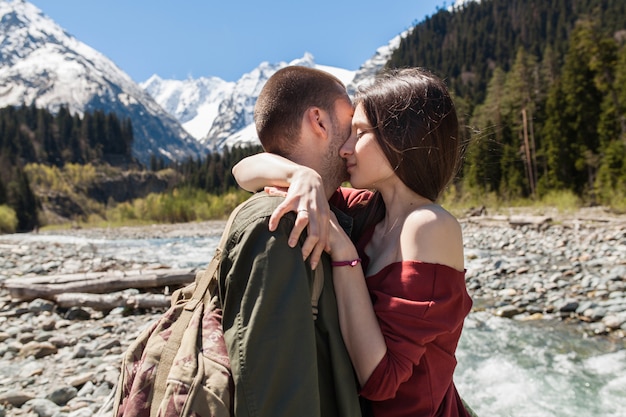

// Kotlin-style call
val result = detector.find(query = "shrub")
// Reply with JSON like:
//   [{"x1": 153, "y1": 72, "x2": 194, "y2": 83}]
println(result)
[
  {"x1": 104, "y1": 188, "x2": 250, "y2": 224},
  {"x1": 539, "y1": 189, "x2": 581, "y2": 213},
  {"x1": 0, "y1": 205, "x2": 18, "y2": 234}
]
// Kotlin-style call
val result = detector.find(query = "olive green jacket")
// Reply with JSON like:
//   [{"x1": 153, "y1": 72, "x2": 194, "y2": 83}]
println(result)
[{"x1": 218, "y1": 193, "x2": 362, "y2": 417}]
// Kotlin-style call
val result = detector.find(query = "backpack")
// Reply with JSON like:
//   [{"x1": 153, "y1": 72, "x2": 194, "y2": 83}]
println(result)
[{"x1": 112, "y1": 196, "x2": 324, "y2": 417}]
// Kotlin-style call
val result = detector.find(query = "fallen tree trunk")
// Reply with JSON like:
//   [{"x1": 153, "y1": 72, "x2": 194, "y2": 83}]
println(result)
[
  {"x1": 1, "y1": 268, "x2": 196, "y2": 301},
  {"x1": 52, "y1": 291, "x2": 172, "y2": 310},
  {"x1": 508, "y1": 215, "x2": 552, "y2": 227}
]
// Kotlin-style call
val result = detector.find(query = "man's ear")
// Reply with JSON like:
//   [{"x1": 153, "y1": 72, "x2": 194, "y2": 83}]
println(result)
[{"x1": 305, "y1": 107, "x2": 329, "y2": 139}]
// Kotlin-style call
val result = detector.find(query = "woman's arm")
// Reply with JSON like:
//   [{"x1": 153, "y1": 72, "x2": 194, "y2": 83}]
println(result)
[
  {"x1": 233, "y1": 153, "x2": 330, "y2": 269},
  {"x1": 232, "y1": 152, "x2": 314, "y2": 192},
  {"x1": 326, "y1": 214, "x2": 387, "y2": 386}
]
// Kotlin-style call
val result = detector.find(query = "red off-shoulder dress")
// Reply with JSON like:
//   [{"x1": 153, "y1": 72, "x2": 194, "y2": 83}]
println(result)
[{"x1": 332, "y1": 188, "x2": 473, "y2": 417}]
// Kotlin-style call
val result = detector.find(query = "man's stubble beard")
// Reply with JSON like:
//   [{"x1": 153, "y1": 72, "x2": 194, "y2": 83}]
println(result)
[{"x1": 321, "y1": 124, "x2": 349, "y2": 192}]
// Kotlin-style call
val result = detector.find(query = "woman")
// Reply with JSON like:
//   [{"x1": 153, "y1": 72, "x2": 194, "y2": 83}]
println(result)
[{"x1": 233, "y1": 68, "x2": 474, "y2": 417}]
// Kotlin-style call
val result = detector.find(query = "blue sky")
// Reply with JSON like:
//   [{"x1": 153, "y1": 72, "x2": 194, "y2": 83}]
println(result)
[{"x1": 30, "y1": 0, "x2": 448, "y2": 83}]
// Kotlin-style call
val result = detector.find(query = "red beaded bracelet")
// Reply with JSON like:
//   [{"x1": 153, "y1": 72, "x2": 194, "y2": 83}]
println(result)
[{"x1": 331, "y1": 258, "x2": 361, "y2": 267}]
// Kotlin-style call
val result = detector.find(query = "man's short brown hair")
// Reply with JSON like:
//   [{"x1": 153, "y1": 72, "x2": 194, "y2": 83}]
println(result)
[{"x1": 254, "y1": 66, "x2": 348, "y2": 156}]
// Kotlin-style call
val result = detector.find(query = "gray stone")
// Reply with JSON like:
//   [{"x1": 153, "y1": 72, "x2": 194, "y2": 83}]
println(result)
[
  {"x1": 96, "y1": 339, "x2": 121, "y2": 351},
  {"x1": 39, "y1": 317, "x2": 58, "y2": 332},
  {"x1": 608, "y1": 265, "x2": 626, "y2": 279},
  {"x1": 557, "y1": 299, "x2": 579, "y2": 313},
  {"x1": 41, "y1": 261, "x2": 61, "y2": 271},
  {"x1": 73, "y1": 344, "x2": 88, "y2": 359},
  {"x1": 66, "y1": 372, "x2": 95, "y2": 387},
  {"x1": 91, "y1": 383, "x2": 111, "y2": 400},
  {"x1": 19, "y1": 341, "x2": 58, "y2": 359},
  {"x1": 17, "y1": 332, "x2": 36, "y2": 344},
  {"x1": 65, "y1": 308, "x2": 92, "y2": 321},
  {"x1": 76, "y1": 381, "x2": 95, "y2": 397},
  {"x1": 46, "y1": 386, "x2": 78, "y2": 406},
  {"x1": 582, "y1": 307, "x2": 607, "y2": 321},
  {"x1": 22, "y1": 361, "x2": 45, "y2": 377},
  {"x1": 27, "y1": 264, "x2": 45, "y2": 274},
  {"x1": 24, "y1": 398, "x2": 61, "y2": 417},
  {"x1": 35, "y1": 332, "x2": 54, "y2": 342},
  {"x1": 29, "y1": 299, "x2": 56, "y2": 313},
  {"x1": 496, "y1": 305, "x2": 524, "y2": 318},
  {"x1": 67, "y1": 407, "x2": 93, "y2": 417},
  {"x1": 602, "y1": 314, "x2": 626, "y2": 330},
  {"x1": 575, "y1": 300, "x2": 595, "y2": 314},
  {"x1": 0, "y1": 390, "x2": 36, "y2": 407}
]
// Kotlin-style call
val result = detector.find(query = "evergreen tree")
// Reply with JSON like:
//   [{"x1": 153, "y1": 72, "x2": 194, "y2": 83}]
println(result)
[
  {"x1": 595, "y1": 42, "x2": 626, "y2": 202},
  {"x1": 465, "y1": 67, "x2": 508, "y2": 193},
  {"x1": 93, "y1": 110, "x2": 107, "y2": 156},
  {"x1": 503, "y1": 47, "x2": 541, "y2": 197},
  {"x1": 104, "y1": 112, "x2": 123, "y2": 155},
  {"x1": 37, "y1": 108, "x2": 62, "y2": 166},
  {"x1": 541, "y1": 81, "x2": 570, "y2": 192},
  {"x1": 7, "y1": 167, "x2": 38, "y2": 232},
  {"x1": 56, "y1": 106, "x2": 73, "y2": 160},
  {"x1": 81, "y1": 112, "x2": 97, "y2": 160},
  {"x1": 221, "y1": 146, "x2": 237, "y2": 192},
  {"x1": 122, "y1": 118, "x2": 134, "y2": 156},
  {"x1": 150, "y1": 154, "x2": 159, "y2": 171},
  {"x1": 0, "y1": 176, "x2": 6, "y2": 205},
  {"x1": 541, "y1": 19, "x2": 604, "y2": 197},
  {"x1": 616, "y1": 43, "x2": 626, "y2": 144}
]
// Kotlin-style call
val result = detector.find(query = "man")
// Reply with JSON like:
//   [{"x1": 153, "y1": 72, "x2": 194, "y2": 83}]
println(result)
[{"x1": 218, "y1": 66, "x2": 362, "y2": 417}]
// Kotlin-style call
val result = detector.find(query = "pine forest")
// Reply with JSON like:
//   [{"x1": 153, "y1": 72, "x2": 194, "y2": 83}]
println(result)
[{"x1": 389, "y1": 0, "x2": 626, "y2": 206}]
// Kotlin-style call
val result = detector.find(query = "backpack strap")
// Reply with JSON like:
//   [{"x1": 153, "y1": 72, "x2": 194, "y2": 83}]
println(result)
[{"x1": 150, "y1": 196, "x2": 252, "y2": 415}]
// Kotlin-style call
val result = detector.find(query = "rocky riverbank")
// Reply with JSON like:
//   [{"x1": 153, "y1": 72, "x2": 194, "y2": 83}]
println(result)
[
  {"x1": 0, "y1": 208, "x2": 625, "y2": 417},
  {"x1": 462, "y1": 209, "x2": 626, "y2": 340}
]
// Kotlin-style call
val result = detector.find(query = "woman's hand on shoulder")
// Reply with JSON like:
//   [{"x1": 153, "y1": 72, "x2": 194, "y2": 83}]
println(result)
[{"x1": 266, "y1": 168, "x2": 330, "y2": 269}]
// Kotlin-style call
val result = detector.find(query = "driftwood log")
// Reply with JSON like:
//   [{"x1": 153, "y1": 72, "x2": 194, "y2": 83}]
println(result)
[
  {"x1": 508, "y1": 215, "x2": 552, "y2": 227},
  {"x1": 1, "y1": 268, "x2": 196, "y2": 302},
  {"x1": 464, "y1": 215, "x2": 553, "y2": 228},
  {"x1": 52, "y1": 291, "x2": 173, "y2": 310}
]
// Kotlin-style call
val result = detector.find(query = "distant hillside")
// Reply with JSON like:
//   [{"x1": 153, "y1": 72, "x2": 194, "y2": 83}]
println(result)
[
  {"x1": 0, "y1": 104, "x2": 140, "y2": 231},
  {"x1": 391, "y1": 0, "x2": 626, "y2": 102},
  {"x1": 0, "y1": 0, "x2": 203, "y2": 165}
]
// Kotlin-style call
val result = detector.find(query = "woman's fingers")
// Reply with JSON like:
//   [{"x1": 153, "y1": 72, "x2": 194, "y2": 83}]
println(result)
[
  {"x1": 264, "y1": 186, "x2": 288, "y2": 198},
  {"x1": 307, "y1": 216, "x2": 329, "y2": 270},
  {"x1": 289, "y1": 209, "x2": 311, "y2": 248},
  {"x1": 264, "y1": 186, "x2": 330, "y2": 269},
  {"x1": 266, "y1": 187, "x2": 292, "y2": 231}
]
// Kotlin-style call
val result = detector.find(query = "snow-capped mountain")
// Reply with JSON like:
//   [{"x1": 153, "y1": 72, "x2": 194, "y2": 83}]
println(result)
[
  {"x1": 347, "y1": 31, "x2": 409, "y2": 96},
  {"x1": 143, "y1": 40, "x2": 402, "y2": 152},
  {"x1": 0, "y1": 0, "x2": 202, "y2": 164},
  {"x1": 142, "y1": 52, "x2": 360, "y2": 151},
  {"x1": 140, "y1": 75, "x2": 235, "y2": 141},
  {"x1": 200, "y1": 59, "x2": 284, "y2": 150},
  {"x1": 202, "y1": 52, "x2": 359, "y2": 151}
]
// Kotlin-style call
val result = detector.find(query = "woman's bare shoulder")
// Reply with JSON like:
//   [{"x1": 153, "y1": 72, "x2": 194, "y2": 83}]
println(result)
[{"x1": 401, "y1": 205, "x2": 464, "y2": 271}]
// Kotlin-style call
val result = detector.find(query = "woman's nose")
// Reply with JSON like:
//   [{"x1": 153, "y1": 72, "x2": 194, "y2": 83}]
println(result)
[{"x1": 339, "y1": 136, "x2": 355, "y2": 158}]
